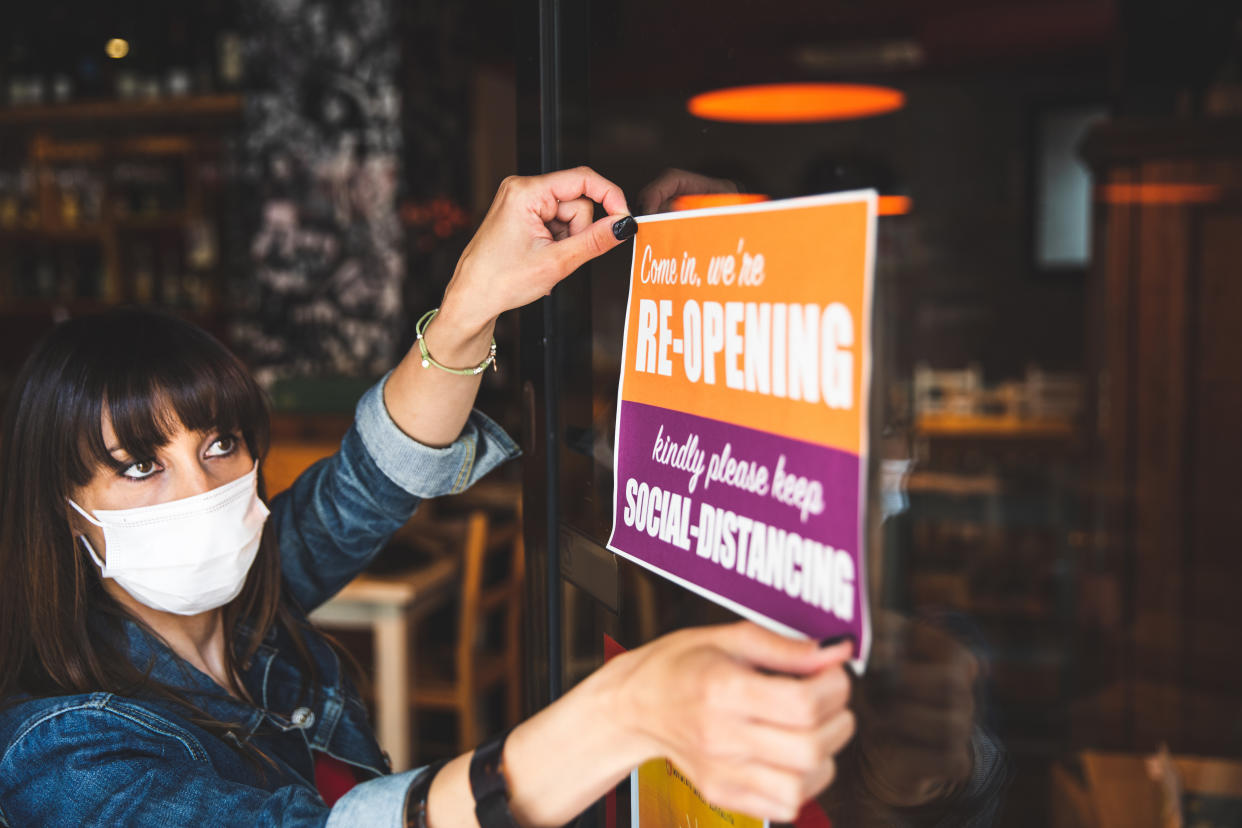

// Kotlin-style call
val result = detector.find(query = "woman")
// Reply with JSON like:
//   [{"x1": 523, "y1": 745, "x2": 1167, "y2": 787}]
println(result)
[{"x1": 0, "y1": 168, "x2": 856, "y2": 827}]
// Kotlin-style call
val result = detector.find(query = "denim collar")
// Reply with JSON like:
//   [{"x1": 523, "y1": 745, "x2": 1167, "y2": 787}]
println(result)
[{"x1": 115, "y1": 615, "x2": 269, "y2": 739}]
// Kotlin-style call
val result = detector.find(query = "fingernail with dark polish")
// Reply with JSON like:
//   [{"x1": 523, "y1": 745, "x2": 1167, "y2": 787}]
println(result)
[
  {"x1": 612, "y1": 215, "x2": 637, "y2": 241},
  {"x1": 819, "y1": 634, "x2": 852, "y2": 649}
]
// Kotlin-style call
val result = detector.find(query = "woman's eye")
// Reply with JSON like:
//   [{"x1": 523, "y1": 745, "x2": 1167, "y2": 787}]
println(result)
[
  {"x1": 207, "y1": 434, "x2": 239, "y2": 457},
  {"x1": 122, "y1": 460, "x2": 159, "y2": 480}
]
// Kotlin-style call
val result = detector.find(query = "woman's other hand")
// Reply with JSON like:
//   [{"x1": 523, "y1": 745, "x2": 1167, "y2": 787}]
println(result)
[
  {"x1": 434, "y1": 622, "x2": 854, "y2": 828},
  {"x1": 852, "y1": 611, "x2": 979, "y2": 807},
  {"x1": 439, "y1": 166, "x2": 632, "y2": 338},
  {"x1": 613, "y1": 621, "x2": 856, "y2": 822}
]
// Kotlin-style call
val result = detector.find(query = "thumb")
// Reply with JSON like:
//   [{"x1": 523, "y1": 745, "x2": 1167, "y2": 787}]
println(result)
[
  {"x1": 552, "y1": 214, "x2": 631, "y2": 274},
  {"x1": 718, "y1": 621, "x2": 854, "y2": 676}
]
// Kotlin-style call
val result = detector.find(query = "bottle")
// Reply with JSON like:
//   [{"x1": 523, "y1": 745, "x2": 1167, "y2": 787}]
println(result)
[
  {"x1": 132, "y1": 244, "x2": 155, "y2": 303},
  {"x1": 216, "y1": 31, "x2": 243, "y2": 90}
]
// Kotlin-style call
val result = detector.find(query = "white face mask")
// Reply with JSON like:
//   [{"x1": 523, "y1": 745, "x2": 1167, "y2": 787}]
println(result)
[{"x1": 68, "y1": 463, "x2": 270, "y2": 616}]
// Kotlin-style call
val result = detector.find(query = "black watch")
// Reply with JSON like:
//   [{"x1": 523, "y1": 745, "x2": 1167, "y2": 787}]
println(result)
[{"x1": 470, "y1": 728, "x2": 521, "y2": 827}]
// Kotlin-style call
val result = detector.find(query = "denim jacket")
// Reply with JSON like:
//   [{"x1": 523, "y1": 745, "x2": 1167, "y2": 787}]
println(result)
[{"x1": 0, "y1": 375, "x2": 520, "y2": 827}]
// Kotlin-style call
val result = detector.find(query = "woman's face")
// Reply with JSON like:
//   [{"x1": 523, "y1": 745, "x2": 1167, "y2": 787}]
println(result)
[{"x1": 68, "y1": 409, "x2": 254, "y2": 565}]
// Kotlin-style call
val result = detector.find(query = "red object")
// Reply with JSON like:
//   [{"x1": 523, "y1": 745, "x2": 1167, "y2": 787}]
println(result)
[
  {"x1": 314, "y1": 752, "x2": 360, "y2": 807},
  {"x1": 794, "y1": 799, "x2": 833, "y2": 828}
]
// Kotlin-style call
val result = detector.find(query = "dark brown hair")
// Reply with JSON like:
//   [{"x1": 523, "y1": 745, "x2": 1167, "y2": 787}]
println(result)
[{"x1": 0, "y1": 308, "x2": 318, "y2": 749}]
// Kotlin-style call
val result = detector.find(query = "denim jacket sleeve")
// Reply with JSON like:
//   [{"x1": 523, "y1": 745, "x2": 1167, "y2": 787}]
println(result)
[
  {"x1": 269, "y1": 371, "x2": 520, "y2": 613},
  {"x1": 0, "y1": 697, "x2": 429, "y2": 827}
]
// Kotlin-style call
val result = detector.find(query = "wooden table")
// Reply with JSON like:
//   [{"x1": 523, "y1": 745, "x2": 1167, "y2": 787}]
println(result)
[{"x1": 309, "y1": 555, "x2": 459, "y2": 771}]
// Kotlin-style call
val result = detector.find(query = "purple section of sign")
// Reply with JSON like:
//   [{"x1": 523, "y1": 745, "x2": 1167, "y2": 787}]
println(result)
[{"x1": 608, "y1": 400, "x2": 864, "y2": 643}]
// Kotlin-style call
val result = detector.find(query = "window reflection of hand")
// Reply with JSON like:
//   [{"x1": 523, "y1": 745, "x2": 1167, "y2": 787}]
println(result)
[
  {"x1": 853, "y1": 611, "x2": 980, "y2": 808},
  {"x1": 636, "y1": 168, "x2": 739, "y2": 215}
]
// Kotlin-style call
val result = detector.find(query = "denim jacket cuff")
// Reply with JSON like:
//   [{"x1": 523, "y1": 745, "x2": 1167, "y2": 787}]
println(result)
[
  {"x1": 325, "y1": 766, "x2": 425, "y2": 828},
  {"x1": 354, "y1": 371, "x2": 520, "y2": 498}
]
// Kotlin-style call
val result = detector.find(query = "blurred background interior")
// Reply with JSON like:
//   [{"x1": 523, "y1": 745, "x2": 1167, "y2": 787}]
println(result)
[{"x1": 2, "y1": 0, "x2": 1242, "y2": 825}]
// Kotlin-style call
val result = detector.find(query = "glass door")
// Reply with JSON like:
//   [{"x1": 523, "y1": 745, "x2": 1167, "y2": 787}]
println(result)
[{"x1": 516, "y1": 2, "x2": 1122, "y2": 824}]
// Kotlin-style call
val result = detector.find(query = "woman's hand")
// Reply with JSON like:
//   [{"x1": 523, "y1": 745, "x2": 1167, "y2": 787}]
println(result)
[
  {"x1": 438, "y1": 166, "x2": 632, "y2": 338},
  {"x1": 428, "y1": 622, "x2": 854, "y2": 828},
  {"x1": 385, "y1": 167, "x2": 631, "y2": 447},
  {"x1": 851, "y1": 612, "x2": 979, "y2": 807},
  {"x1": 611, "y1": 622, "x2": 856, "y2": 822}
]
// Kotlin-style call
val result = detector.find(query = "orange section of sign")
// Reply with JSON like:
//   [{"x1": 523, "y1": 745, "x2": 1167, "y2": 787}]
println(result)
[{"x1": 622, "y1": 197, "x2": 871, "y2": 456}]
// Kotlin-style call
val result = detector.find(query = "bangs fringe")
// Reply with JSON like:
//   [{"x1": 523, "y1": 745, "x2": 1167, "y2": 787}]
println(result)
[{"x1": 64, "y1": 310, "x2": 270, "y2": 484}]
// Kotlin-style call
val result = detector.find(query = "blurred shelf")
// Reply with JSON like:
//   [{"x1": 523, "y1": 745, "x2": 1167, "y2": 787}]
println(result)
[
  {"x1": 0, "y1": 225, "x2": 107, "y2": 242},
  {"x1": 969, "y1": 597, "x2": 1056, "y2": 619},
  {"x1": 906, "y1": 470, "x2": 1004, "y2": 496},
  {"x1": 0, "y1": 299, "x2": 114, "y2": 316},
  {"x1": 0, "y1": 95, "x2": 242, "y2": 128},
  {"x1": 0, "y1": 215, "x2": 192, "y2": 241},
  {"x1": 915, "y1": 413, "x2": 1075, "y2": 439},
  {"x1": 0, "y1": 300, "x2": 225, "y2": 320},
  {"x1": 114, "y1": 214, "x2": 192, "y2": 231}
]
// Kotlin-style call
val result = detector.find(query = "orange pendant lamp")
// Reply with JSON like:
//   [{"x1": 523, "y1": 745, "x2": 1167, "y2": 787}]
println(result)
[
  {"x1": 671, "y1": 193, "x2": 769, "y2": 211},
  {"x1": 877, "y1": 195, "x2": 912, "y2": 216},
  {"x1": 688, "y1": 83, "x2": 904, "y2": 124}
]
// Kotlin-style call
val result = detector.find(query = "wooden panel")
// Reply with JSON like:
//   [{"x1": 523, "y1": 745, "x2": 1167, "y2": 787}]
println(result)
[
  {"x1": 1086, "y1": 120, "x2": 1242, "y2": 757},
  {"x1": 1129, "y1": 160, "x2": 1192, "y2": 747},
  {"x1": 1185, "y1": 208, "x2": 1242, "y2": 754},
  {"x1": 1076, "y1": 164, "x2": 1137, "y2": 741}
]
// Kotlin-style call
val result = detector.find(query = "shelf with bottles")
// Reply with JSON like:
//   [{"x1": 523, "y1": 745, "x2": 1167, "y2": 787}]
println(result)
[
  {"x1": 2, "y1": 5, "x2": 245, "y2": 122},
  {"x1": 0, "y1": 94, "x2": 242, "y2": 127},
  {"x1": 0, "y1": 123, "x2": 234, "y2": 315},
  {"x1": 912, "y1": 362, "x2": 1084, "y2": 440}
]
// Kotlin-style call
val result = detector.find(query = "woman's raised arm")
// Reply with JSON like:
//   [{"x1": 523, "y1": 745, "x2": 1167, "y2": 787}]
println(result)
[{"x1": 382, "y1": 167, "x2": 633, "y2": 448}]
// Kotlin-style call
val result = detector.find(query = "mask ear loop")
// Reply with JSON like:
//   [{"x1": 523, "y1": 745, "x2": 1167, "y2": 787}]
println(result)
[
  {"x1": 67, "y1": 499, "x2": 107, "y2": 571},
  {"x1": 66, "y1": 498, "x2": 103, "y2": 527},
  {"x1": 77, "y1": 535, "x2": 107, "y2": 571}
]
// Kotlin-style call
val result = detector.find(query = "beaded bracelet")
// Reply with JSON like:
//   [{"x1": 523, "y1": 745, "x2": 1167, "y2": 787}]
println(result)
[{"x1": 416, "y1": 308, "x2": 498, "y2": 375}]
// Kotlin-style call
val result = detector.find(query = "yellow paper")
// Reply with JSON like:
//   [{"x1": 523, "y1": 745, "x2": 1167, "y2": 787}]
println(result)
[{"x1": 634, "y1": 758, "x2": 766, "y2": 828}]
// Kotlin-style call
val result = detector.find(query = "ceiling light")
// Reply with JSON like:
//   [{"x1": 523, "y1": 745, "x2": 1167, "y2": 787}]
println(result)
[
  {"x1": 1097, "y1": 183, "x2": 1221, "y2": 205},
  {"x1": 878, "y1": 195, "x2": 912, "y2": 216},
  {"x1": 671, "y1": 193, "x2": 769, "y2": 211},
  {"x1": 688, "y1": 83, "x2": 904, "y2": 124}
]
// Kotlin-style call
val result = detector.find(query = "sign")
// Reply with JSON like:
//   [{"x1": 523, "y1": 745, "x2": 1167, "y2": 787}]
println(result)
[{"x1": 607, "y1": 192, "x2": 875, "y2": 665}]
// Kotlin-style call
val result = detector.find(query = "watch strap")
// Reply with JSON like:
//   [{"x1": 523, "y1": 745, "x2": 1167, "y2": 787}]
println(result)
[{"x1": 469, "y1": 727, "x2": 520, "y2": 827}]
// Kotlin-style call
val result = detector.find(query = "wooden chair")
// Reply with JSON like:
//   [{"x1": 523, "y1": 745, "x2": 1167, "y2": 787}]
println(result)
[{"x1": 412, "y1": 508, "x2": 524, "y2": 754}]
